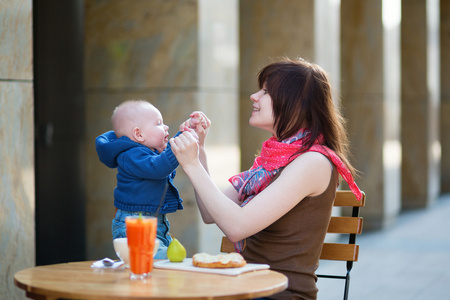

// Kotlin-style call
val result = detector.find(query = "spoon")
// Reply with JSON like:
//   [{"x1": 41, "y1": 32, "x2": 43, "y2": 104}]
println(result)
[{"x1": 102, "y1": 258, "x2": 114, "y2": 267}]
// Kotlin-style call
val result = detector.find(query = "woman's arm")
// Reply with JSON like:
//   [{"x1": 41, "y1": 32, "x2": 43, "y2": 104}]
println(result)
[
  {"x1": 193, "y1": 143, "x2": 215, "y2": 223},
  {"x1": 170, "y1": 131, "x2": 332, "y2": 242},
  {"x1": 180, "y1": 112, "x2": 219, "y2": 223}
]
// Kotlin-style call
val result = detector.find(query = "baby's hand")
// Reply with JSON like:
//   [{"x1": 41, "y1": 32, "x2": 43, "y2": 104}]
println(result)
[
  {"x1": 187, "y1": 111, "x2": 210, "y2": 146},
  {"x1": 189, "y1": 113, "x2": 208, "y2": 130},
  {"x1": 179, "y1": 111, "x2": 210, "y2": 146},
  {"x1": 181, "y1": 126, "x2": 199, "y2": 142}
]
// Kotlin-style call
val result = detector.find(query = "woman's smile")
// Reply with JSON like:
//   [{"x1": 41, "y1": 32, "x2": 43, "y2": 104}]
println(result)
[{"x1": 249, "y1": 87, "x2": 275, "y2": 134}]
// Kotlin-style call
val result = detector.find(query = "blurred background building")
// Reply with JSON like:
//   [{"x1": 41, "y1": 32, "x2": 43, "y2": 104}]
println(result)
[{"x1": 1, "y1": 0, "x2": 449, "y2": 299}]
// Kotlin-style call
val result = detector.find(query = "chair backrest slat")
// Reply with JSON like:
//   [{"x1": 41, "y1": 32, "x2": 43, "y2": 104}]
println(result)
[
  {"x1": 328, "y1": 216, "x2": 363, "y2": 234},
  {"x1": 333, "y1": 190, "x2": 365, "y2": 207},
  {"x1": 221, "y1": 236, "x2": 234, "y2": 253},
  {"x1": 320, "y1": 243, "x2": 359, "y2": 261}
]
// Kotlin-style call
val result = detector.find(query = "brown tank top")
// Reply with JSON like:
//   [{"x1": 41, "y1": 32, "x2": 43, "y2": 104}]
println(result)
[{"x1": 242, "y1": 166, "x2": 338, "y2": 300}]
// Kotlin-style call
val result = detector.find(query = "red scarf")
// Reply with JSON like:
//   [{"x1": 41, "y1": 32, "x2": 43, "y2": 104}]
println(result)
[
  {"x1": 230, "y1": 131, "x2": 362, "y2": 202},
  {"x1": 262, "y1": 137, "x2": 362, "y2": 200}
]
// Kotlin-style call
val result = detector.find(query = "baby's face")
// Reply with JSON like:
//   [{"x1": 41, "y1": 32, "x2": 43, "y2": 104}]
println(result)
[{"x1": 139, "y1": 105, "x2": 169, "y2": 153}]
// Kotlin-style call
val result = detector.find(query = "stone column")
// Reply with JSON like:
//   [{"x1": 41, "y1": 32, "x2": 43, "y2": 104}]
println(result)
[
  {"x1": 341, "y1": 0, "x2": 393, "y2": 230},
  {"x1": 401, "y1": 0, "x2": 440, "y2": 208},
  {"x1": 0, "y1": 0, "x2": 34, "y2": 298},
  {"x1": 239, "y1": 0, "x2": 315, "y2": 170},
  {"x1": 382, "y1": 0, "x2": 402, "y2": 224},
  {"x1": 197, "y1": 0, "x2": 239, "y2": 253},
  {"x1": 315, "y1": 0, "x2": 341, "y2": 90},
  {"x1": 441, "y1": 1, "x2": 450, "y2": 194}
]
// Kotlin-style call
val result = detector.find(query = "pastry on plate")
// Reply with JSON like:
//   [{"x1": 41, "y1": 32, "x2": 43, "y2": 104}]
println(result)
[{"x1": 192, "y1": 252, "x2": 247, "y2": 268}]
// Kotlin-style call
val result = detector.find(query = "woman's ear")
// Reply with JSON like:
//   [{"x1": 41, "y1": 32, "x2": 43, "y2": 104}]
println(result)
[{"x1": 132, "y1": 127, "x2": 144, "y2": 142}]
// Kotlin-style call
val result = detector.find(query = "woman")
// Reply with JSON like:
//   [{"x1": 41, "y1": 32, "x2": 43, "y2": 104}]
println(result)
[{"x1": 170, "y1": 58, "x2": 362, "y2": 299}]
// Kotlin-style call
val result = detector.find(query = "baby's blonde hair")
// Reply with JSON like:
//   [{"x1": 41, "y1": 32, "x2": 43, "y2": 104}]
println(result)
[{"x1": 111, "y1": 100, "x2": 154, "y2": 138}]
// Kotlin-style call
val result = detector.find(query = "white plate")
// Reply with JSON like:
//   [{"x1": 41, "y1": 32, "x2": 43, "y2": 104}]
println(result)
[{"x1": 154, "y1": 258, "x2": 270, "y2": 276}]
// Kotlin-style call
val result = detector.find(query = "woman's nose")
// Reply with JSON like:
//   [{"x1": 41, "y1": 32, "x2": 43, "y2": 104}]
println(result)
[{"x1": 250, "y1": 92, "x2": 259, "y2": 102}]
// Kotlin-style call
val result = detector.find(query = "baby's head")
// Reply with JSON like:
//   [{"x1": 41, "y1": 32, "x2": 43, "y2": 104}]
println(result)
[{"x1": 112, "y1": 100, "x2": 169, "y2": 153}]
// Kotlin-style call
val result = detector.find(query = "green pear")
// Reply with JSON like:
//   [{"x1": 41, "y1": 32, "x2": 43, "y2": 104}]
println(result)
[{"x1": 167, "y1": 238, "x2": 186, "y2": 262}]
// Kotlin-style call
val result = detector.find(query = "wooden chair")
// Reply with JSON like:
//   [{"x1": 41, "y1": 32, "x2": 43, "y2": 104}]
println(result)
[
  {"x1": 220, "y1": 190, "x2": 365, "y2": 300},
  {"x1": 316, "y1": 190, "x2": 365, "y2": 300}
]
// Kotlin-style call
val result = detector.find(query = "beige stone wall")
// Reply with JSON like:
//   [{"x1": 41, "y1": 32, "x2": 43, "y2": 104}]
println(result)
[
  {"x1": 84, "y1": 0, "x2": 236, "y2": 259},
  {"x1": 0, "y1": 0, "x2": 34, "y2": 299}
]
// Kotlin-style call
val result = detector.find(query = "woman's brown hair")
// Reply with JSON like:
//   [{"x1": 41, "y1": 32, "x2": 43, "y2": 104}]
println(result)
[{"x1": 257, "y1": 57, "x2": 356, "y2": 177}]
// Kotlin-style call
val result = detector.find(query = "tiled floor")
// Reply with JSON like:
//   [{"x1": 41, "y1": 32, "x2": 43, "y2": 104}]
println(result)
[{"x1": 316, "y1": 194, "x2": 450, "y2": 300}]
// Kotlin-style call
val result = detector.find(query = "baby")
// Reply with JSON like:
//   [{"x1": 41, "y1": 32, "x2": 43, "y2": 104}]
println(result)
[{"x1": 96, "y1": 100, "x2": 201, "y2": 259}]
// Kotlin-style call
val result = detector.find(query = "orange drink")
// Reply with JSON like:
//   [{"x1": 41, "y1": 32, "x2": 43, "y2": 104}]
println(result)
[{"x1": 125, "y1": 216, "x2": 157, "y2": 279}]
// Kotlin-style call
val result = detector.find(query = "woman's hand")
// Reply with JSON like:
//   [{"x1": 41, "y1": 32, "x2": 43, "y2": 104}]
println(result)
[{"x1": 170, "y1": 129, "x2": 200, "y2": 169}]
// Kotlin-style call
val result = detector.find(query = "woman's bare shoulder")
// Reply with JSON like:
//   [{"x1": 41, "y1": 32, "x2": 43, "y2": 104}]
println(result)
[{"x1": 279, "y1": 151, "x2": 332, "y2": 197}]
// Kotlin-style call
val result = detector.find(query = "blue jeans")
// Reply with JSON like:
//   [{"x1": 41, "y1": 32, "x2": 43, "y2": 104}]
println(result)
[{"x1": 112, "y1": 209, "x2": 173, "y2": 259}]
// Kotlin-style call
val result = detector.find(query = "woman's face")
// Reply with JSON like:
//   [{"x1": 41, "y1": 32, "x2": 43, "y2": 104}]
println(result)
[{"x1": 249, "y1": 83, "x2": 276, "y2": 135}]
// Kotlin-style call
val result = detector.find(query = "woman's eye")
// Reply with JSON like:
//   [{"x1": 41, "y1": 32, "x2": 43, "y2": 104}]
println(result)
[{"x1": 263, "y1": 89, "x2": 268, "y2": 94}]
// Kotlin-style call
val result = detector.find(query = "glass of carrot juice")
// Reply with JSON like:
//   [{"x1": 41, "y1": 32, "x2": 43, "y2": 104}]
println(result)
[{"x1": 125, "y1": 215, "x2": 157, "y2": 279}]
